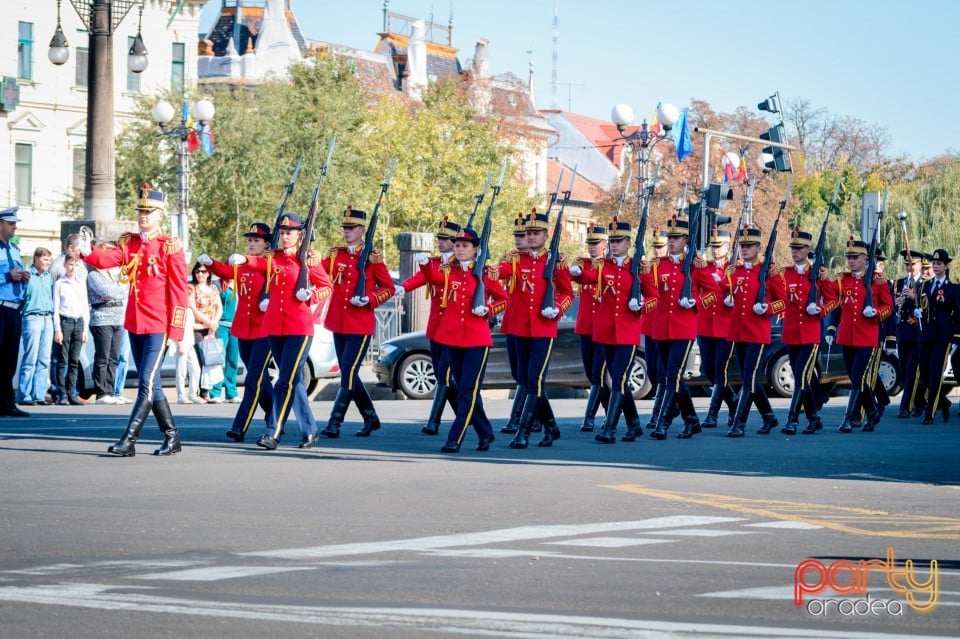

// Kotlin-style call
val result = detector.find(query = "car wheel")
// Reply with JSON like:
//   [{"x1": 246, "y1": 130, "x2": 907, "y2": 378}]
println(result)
[
  {"x1": 397, "y1": 353, "x2": 436, "y2": 400},
  {"x1": 878, "y1": 352, "x2": 901, "y2": 396},
  {"x1": 628, "y1": 355, "x2": 653, "y2": 400},
  {"x1": 769, "y1": 353, "x2": 794, "y2": 398}
]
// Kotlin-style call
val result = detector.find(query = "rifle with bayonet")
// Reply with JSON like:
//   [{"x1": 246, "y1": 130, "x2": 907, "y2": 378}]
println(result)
[
  {"x1": 863, "y1": 189, "x2": 888, "y2": 309},
  {"x1": 353, "y1": 157, "x2": 398, "y2": 299},
  {"x1": 465, "y1": 171, "x2": 493, "y2": 231},
  {"x1": 296, "y1": 139, "x2": 336, "y2": 292},
  {"x1": 471, "y1": 159, "x2": 507, "y2": 309},
  {"x1": 806, "y1": 178, "x2": 842, "y2": 307},
  {"x1": 609, "y1": 164, "x2": 634, "y2": 259},
  {"x1": 629, "y1": 162, "x2": 659, "y2": 304},
  {"x1": 755, "y1": 179, "x2": 793, "y2": 305},
  {"x1": 541, "y1": 166, "x2": 578, "y2": 311},
  {"x1": 270, "y1": 157, "x2": 303, "y2": 250},
  {"x1": 679, "y1": 186, "x2": 707, "y2": 301}
]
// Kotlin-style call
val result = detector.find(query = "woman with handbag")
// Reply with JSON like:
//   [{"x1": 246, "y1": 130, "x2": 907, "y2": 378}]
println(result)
[{"x1": 189, "y1": 261, "x2": 222, "y2": 402}]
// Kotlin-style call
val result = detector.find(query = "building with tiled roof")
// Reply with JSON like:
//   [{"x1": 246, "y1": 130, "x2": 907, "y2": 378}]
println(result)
[
  {"x1": 542, "y1": 109, "x2": 638, "y2": 190},
  {"x1": 545, "y1": 157, "x2": 605, "y2": 243}
]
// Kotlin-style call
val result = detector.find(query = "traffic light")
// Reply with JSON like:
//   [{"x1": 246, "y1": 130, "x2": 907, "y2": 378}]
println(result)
[
  {"x1": 760, "y1": 124, "x2": 792, "y2": 172},
  {"x1": 706, "y1": 183, "x2": 733, "y2": 209},
  {"x1": 758, "y1": 96, "x2": 779, "y2": 113}
]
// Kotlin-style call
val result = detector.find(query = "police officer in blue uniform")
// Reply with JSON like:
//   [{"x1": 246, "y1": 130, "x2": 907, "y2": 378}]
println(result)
[
  {"x1": 0, "y1": 206, "x2": 31, "y2": 418},
  {"x1": 894, "y1": 250, "x2": 925, "y2": 418}
]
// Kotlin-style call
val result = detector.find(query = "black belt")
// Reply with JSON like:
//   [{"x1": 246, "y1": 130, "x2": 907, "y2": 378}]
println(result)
[
  {"x1": 91, "y1": 301, "x2": 124, "y2": 308},
  {"x1": 26, "y1": 312, "x2": 53, "y2": 316}
]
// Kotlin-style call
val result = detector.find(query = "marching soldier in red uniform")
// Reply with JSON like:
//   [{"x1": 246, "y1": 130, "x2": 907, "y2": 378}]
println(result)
[
  {"x1": 320, "y1": 208, "x2": 395, "y2": 438},
  {"x1": 499, "y1": 213, "x2": 535, "y2": 435},
  {"x1": 500, "y1": 210, "x2": 574, "y2": 449},
  {"x1": 419, "y1": 227, "x2": 508, "y2": 452},
  {"x1": 693, "y1": 226, "x2": 738, "y2": 429},
  {"x1": 199, "y1": 222, "x2": 276, "y2": 442},
  {"x1": 569, "y1": 223, "x2": 609, "y2": 433},
  {"x1": 83, "y1": 183, "x2": 189, "y2": 457},
  {"x1": 722, "y1": 226, "x2": 785, "y2": 437},
  {"x1": 232, "y1": 214, "x2": 332, "y2": 449},
  {"x1": 903, "y1": 248, "x2": 960, "y2": 424},
  {"x1": 823, "y1": 238, "x2": 894, "y2": 432},
  {"x1": 641, "y1": 217, "x2": 705, "y2": 439},
  {"x1": 641, "y1": 226, "x2": 670, "y2": 430},
  {"x1": 396, "y1": 218, "x2": 460, "y2": 436},
  {"x1": 573, "y1": 219, "x2": 645, "y2": 443},
  {"x1": 767, "y1": 227, "x2": 837, "y2": 434}
]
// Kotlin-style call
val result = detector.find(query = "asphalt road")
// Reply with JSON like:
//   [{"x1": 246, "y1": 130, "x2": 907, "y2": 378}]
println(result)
[{"x1": 1, "y1": 387, "x2": 958, "y2": 639}]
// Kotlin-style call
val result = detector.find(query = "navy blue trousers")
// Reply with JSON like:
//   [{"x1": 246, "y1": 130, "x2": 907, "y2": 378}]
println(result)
[
  {"x1": 443, "y1": 345, "x2": 494, "y2": 447},
  {"x1": 267, "y1": 334, "x2": 315, "y2": 438},
  {"x1": 732, "y1": 342, "x2": 773, "y2": 415},
  {"x1": 515, "y1": 336, "x2": 554, "y2": 398},
  {"x1": 579, "y1": 334, "x2": 606, "y2": 385},
  {"x1": 698, "y1": 335, "x2": 732, "y2": 387},
  {"x1": 231, "y1": 337, "x2": 275, "y2": 436},
  {"x1": 130, "y1": 332, "x2": 169, "y2": 402}
]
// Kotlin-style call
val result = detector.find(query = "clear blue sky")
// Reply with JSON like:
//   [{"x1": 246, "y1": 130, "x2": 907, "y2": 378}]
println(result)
[{"x1": 200, "y1": 0, "x2": 957, "y2": 162}]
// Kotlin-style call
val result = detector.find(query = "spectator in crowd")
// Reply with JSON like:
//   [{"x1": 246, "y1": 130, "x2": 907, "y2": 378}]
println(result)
[
  {"x1": 87, "y1": 255, "x2": 129, "y2": 404},
  {"x1": 49, "y1": 232, "x2": 87, "y2": 403},
  {"x1": 209, "y1": 277, "x2": 240, "y2": 404},
  {"x1": 188, "y1": 262, "x2": 222, "y2": 402},
  {"x1": 52, "y1": 254, "x2": 89, "y2": 405},
  {"x1": 112, "y1": 331, "x2": 131, "y2": 404},
  {"x1": 0, "y1": 206, "x2": 30, "y2": 417},
  {"x1": 18, "y1": 247, "x2": 54, "y2": 406},
  {"x1": 174, "y1": 307, "x2": 201, "y2": 404}
]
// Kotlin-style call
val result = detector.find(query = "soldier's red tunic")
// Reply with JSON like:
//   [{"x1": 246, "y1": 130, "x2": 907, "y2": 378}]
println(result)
[
  {"x1": 571, "y1": 256, "x2": 600, "y2": 337},
  {"x1": 245, "y1": 249, "x2": 331, "y2": 336},
  {"x1": 585, "y1": 256, "x2": 644, "y2": 345},
  {"x1": 207, "y1": 259, "x2": 268, "y2": 340},
  {"x1": 640, "y1": 254, "x2": 704, "y2": 341},
  {"x1": 323, "y1": 245, "x2": 394, "y2": 336},
  {"x1": 694, "y1": 258, "x2": 731, "y2": 339},
  {"x1": 84, "y1": 231, "x2": 188, "y2": 341},
  {"x1": 768, "y1": 263, "x2": 839, "y2": 345},
  {"x1": 421, "y1": 262, "x2": 508, "y2": 348},
  {"x1": 496, "y1": 249, "x2": 573, "y2": 339},
  {"x1": 823, "y1": 272, "x2": 893, "y2": 348},
  {"x1": 724, "y1": 261, "x2": 783, "y2": 345},
  {"x1": 401, "y1": 254, "x2": 455, "y2": 340}
]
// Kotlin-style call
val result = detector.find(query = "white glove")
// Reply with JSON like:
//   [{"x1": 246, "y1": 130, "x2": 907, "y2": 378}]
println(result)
[
  {"x1": 350, "y1": 295, "x2": 370, "y2": 307},
  {"x1": 569, "y1": 265, "x2": 582, "y2": 277},
  {"x1": 472, "y1": 306, "x2": 488, "y2": 317},
  {"x1": 296, "y1": 288, "x2": 312, "y2": 302},
  {"x1": 723, "y1": 295, "x2": 735, "y2": 308},
  {"x1": 711, "y1": 272, "x2": 722, "y2": 283},
  {"x1": 541, "y1": 307, "x2": 560, "y2": 319},
  {"x1": 228, "y1": 253, "x2": 246, "y2": 266},
  {"x1": 806, "y1": 303, "x2": 821, "y2": 316},
  {"x1": 678, "y1": 298, "x2": 696, "y2": 309},
  {"x1": 394, "y1": 284, "x2": 405, "y2": 297},
  {"x1": 753, "y1": 303, "x2": 768, "y2": 316},
  {"x1": 628, "y1": 298, "x2": 642, "y2": 312},
  {"x1": 825, "y1": 335, "x2": 834, "y2": 346},
  {"x1": 913, "y1": 308, "x2": 923, "y2": 319},
  {"x1": 863, "y1": 305, "x2": 877, "y2": 318},
  {"x1": 413, "y1": 252, "x2": 430, "y2": 266},
  {"x1": 197, "y1": 253, "x2": 213, "y2": 266},
  {"x1": 77, "y1": 227, "x2": 93, "y2": 256},
  {"x1": 258, "y1": 297, "x2": 269, "y2": 313}
]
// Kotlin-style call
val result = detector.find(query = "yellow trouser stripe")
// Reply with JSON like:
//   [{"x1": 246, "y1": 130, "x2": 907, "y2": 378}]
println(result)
[
  {"x1": 800, "y1": 344, "x2": 819, "y2": 389},
  {"x1": 346, "y1": 335, "x2": 370, "y2": 392},
  {"x1": 275, "y1": 337, "x2": 310, "y2": 435},
  {"x1": 535, "y1": 339, "x2": 554, "y2": 397},
  {"x1": 242, "y1": 349, "x2": 272, "y2": 434},
  {"x1": 455, "y1": 347, "x2": 489, "y2": 446},
  {"x1": 618, "y1": 346, "x2": 637, "y2": 394},
  {"x1": 669, "y1": 341, "x2": 694, "y2": 393}
]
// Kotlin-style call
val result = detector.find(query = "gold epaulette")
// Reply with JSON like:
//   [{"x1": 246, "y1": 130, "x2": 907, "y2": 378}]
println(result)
[
  {"x1": 558, "y1": 253, "x2": 567, "y2": 268},
  {"x1": 640, "y1": 259, "x2": 652, "y2": 274},
  {"x1": 693, "y1": 256, "x2": 706, "y2": 269},
  {"x1": 484, "y1": 265, "x2": 498, "y2": 279},
  {"x1": 118, "y1": 232, "x2": 135, "y2": 248},
  {"x1": 264, "y1": 249, "x2": 277, "y2": 259},
  {"x1": 369, "y1": 249, "x2": 384, "y2": 264},
  {"x1": 769, "y1": 264, "x2": 784, "y2": 277},
  {"x1": 327, "y1": 247, "x2": 341, "y2": 257},
  {"x1": 306, "y1": 250, "x2": 321, "y2": 267},
  {"x1": 162, "y1": 236, "x2": 182, "y2": 255}
]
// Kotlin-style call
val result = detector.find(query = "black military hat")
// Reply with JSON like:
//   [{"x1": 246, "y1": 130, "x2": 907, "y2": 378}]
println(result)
[
  {"x1": 844, "y1": 237, "x2": 869, "y2": 257},
  {"x1": 899, "y1": 249, "x2": 920, "y2": 264},
  {"x1": 788, "y1": 226, "x2": 813, "y2": 248},
  {"x1": 341, "y1": 206, "x2": 367, "y2": 227},
  {"x1": 875, "y1": 247, "x2": 887, "y2": 262},
  {"x1": 931, "y1": 248, "x2": 952, "y2": 264},
  {"x1": 651, "y1": 225, "x2": 667, "y2": 248},
  {"x1": 586, "y1": 222, "x2": 609, "y2": 243},
  {"x1": 737, "y1": 225, "x2": 763, "y2": 246},
  {"x1": 607, "y1": 218, "x2": 632, "y2": 240},
  {"x1": 455, "y1": 226, "x2": 480, "y2": 245},
  {"x1": 243, "y1": 222, "x2": 271, "y2": 239},
  {"x1": 436, "y1": 217, "x2": 461, "y2": 239},
  {"x1": 709, "y1": 226, "x2": 732, "y2": 246},
  {"x1": 136, "y1": 182, "x2": 165, "y2": 210},
  {"x1": 524, "y1": 208, "x2": 549, "y2": 231},
  {"x1": 665, "y1": 215, "x2": 689, "y2": 237},
  {"x1": 512, "y1": 212, "x2": 527, "y2": 236},
  {"x1": 277, "y1": 213, "x2": 304, "y2": 230}
]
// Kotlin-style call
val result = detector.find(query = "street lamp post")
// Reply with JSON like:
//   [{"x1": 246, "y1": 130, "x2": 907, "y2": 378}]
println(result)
[
  {"x1": 48, "y1": 0, "x2": 149, "y2": 224},
  {"x1": 151, "y1": 99, "x2": 215, "y2": 256},
  {"x1": 610, "y1": 102, "x2": 679, "y2": 220}
]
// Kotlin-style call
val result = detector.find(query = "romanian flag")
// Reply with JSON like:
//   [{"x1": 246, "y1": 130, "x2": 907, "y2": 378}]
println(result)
[
  {"x1": 650, "y1": 102, "x2": 662, "y2": 137},
  {"x1": 186, "y1": 129, "x2": 200, "y2": 153},
  {"x1": 737, "y1": 149, "x2": 747, "y2": 182}
]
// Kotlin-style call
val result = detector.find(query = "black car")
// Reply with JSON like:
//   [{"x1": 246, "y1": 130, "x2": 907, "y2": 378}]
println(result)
[{"x1": 373, "y1": 302, "x2": 888, "y2": 400}]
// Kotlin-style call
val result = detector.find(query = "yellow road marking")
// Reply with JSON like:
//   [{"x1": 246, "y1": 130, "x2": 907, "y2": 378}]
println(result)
[{"x1": 602, "y1": 484, "x2": 960, "y2": 540}]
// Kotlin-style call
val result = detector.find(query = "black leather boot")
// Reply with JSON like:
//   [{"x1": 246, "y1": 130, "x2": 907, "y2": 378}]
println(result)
[
  {"x1": 645, "y1": 384, "x2": 665, "y2": 429},
  {"x1": 838, "y1": 389, "x2": 861, "y2": 433},
  {"x1": 509, "y1": 395, "x2": 540, "y2": 449},
  {"x1": 152, "y1": 398, "x2": 181, "y2": 456},
  {"x1": 422, "y1": 382, "x2": 449, "y2": 436},
  {"x1": 701, "y1": 384, "x2": 724, "y2": 428},
  {"x1": 321, "y1": 388, "x2": 352, "y2": 438},
  {"x1": 676, "y1": 390, "x2": 701, "y2": 439},
  {"x1": 727, "y1": 391, "x2": 753, "y2": 438},
  {"x1": 620, "y1": 393, "x2": 643, "y2": 442},
  {"x1": 780, "y1": 386, "x2": 805, "y2": 435},
  {"x1": 107, "y1": 396, "x2": 153, "y2": 457},
  {"x1": 579, "y1": 385, "x2": 602, "y2": 432},
  {"x1": 651, "y1": 389, "x2": 677, "y2": 440},
  {"x1": 756, "y1": 412, "x2": 779, "y2": 435},
  {"x1": 723, "y1": 386, "x2": 739, "y2": 428},
  {"x1": 501, "y1": 385, "x2": 526, "y2": 434},
  {"x1": 595, "y1": 392, "x2": 625, "y2": 444},
  {"x1": 354, "y1": 386, "x2": 381, "y2": 437},
  {"x1": 860, "y1": 388, "x2": 881, "y2": 432},
  {"x1": 537, "y1": 398, "x2": 560, "y2": 447}
]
